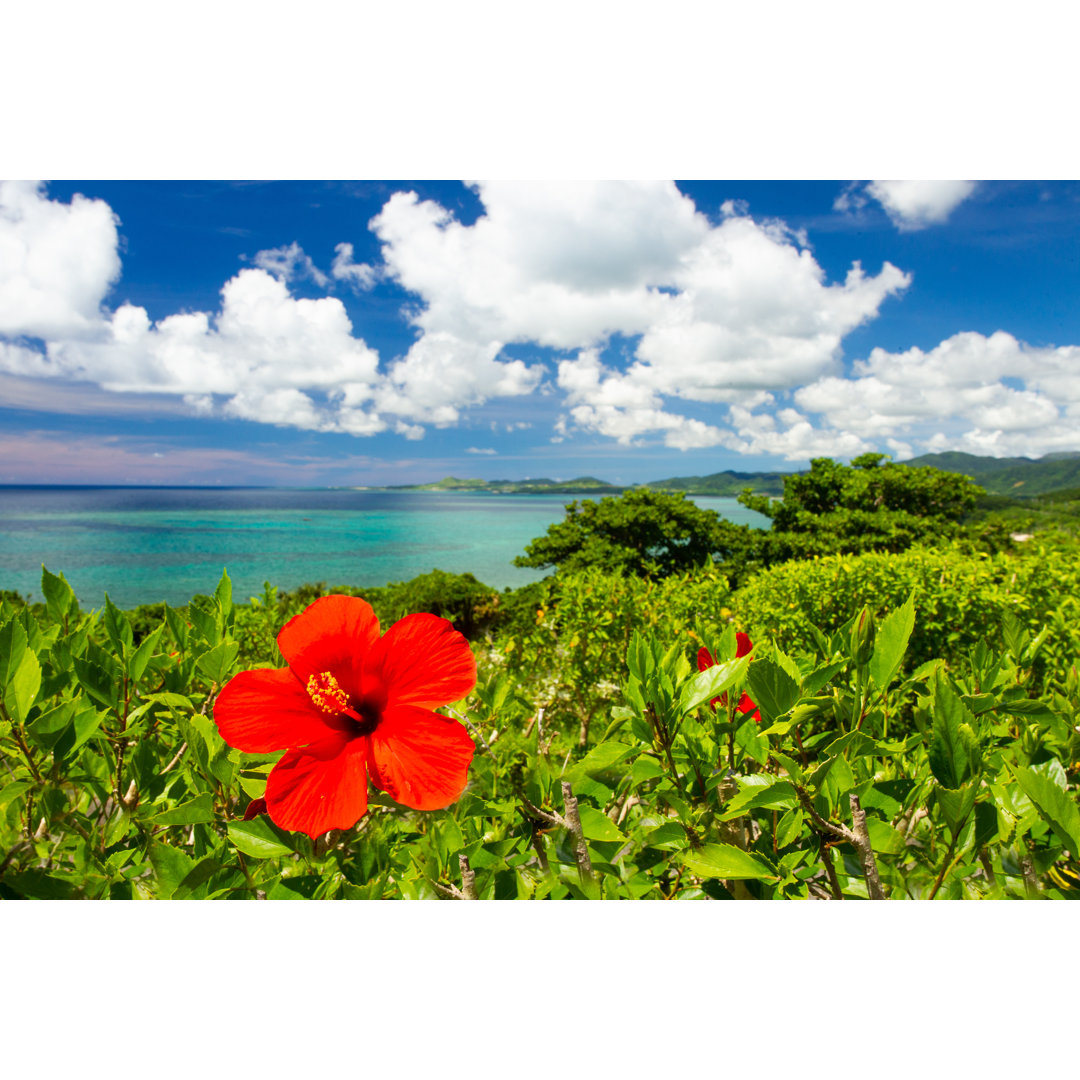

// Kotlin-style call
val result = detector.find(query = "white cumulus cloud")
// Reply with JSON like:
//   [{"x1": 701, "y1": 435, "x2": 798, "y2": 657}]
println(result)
[
  {"x1": 0, "y1": 180, "x2": 121, "y2": 338},
  {"x1": 837, "y1": 180, "x2": 978, "y2": 230},
  {"x1": 795, "y1": 330, "x2": 1080, "y2": 457},
  {"x1": 252, "y1": 241, "x2": 329, "y2": 287}
]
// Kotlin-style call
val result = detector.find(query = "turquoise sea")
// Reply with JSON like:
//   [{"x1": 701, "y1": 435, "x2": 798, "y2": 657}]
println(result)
[{"x1": 0, "y1": 487, "x2": 769, "y2": 609}]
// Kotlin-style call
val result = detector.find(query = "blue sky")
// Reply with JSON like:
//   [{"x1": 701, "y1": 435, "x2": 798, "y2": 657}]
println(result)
[{"x1": 2, "y1": 179, "x2": 1079, "y2": 486}]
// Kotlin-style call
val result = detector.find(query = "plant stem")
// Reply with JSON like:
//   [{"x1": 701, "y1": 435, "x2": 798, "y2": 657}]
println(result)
[{"x1": 560, "y1": 781, "x2": 595, "y2": 891}]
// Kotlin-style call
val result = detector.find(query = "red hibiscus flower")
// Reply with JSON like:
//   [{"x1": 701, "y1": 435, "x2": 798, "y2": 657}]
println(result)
[
  {"x1": 696, "y1": 632, "x2": 760, "y2": 723},
  {"x1": 214, "y1": 595, "x2": 477, "y2": 838}
]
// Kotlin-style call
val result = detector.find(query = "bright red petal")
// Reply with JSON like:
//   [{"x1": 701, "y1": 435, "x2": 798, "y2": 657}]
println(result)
[
  {"x1": 736, "y1": 633, "x2": 753, "y2": 658},
  {"x1": 277, "y1": 595, "x2": 381, "y2": 698},
  {"x1": 214, "y1": 667, "x2": 337, "y2": 752},
  {"x1": 366, "y1": 704, "x2": 475, "y2": 811},
  {"x1": 697, "y1": 646, "x2": 715, "y2": 672},
  {"x1": 264, "y1": 733, "x2": 369, "y2": 838},
  {"x1": 367, "y1": 613, "x2": 477, "y2": 709},
  {"x1": 242, "y1": 797, "x2": 267, "y2": 821},
  {"x1": 737, "y1": 692, "x2": 761, "y2": 724}
]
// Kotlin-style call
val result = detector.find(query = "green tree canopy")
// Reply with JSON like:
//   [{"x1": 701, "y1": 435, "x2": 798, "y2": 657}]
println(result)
[
  {"x1": 739, "y1": 453, "x2": 985, "y2": 562},
  {"x1": 514, "y1": 488, "x2": 755, "y2": 579}
]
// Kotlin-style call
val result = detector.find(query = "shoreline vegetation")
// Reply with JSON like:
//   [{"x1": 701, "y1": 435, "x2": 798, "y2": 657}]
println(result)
[{"x1": 2, "y1": 454, "x2": 1079, "y2": 899}]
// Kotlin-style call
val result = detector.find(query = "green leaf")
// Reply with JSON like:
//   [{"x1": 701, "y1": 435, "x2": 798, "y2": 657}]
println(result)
[
  {"x1": 935, "y1": 784, "x2": 977, "y2": 837},
  {"x1": 869, "y1": 592, "x2": 915, "y2": 690},
  {"x1": 27, "y1": 700, "x2": 74, "y2": 749},
  {"x1": 641, "y1": 822, "x2": 689, "y2": 850},
  {"x1": 0, "y1": 617, "x2": 28, "y2": 687},
  {"x1": 0, "y1": 780, "x2": 33, "y2": 810},
  {"x1": 66, "y1": 705, "x2": 106, "y2": 756},
  {"x1": 103, "y1": 594, "x2": 133, "y2": 653},
  {"x1": 227, "y1": 817, "x2": 295, "y2": 859},
  {"x1": 197, "y1": 640, "x2": 240, "y2": 685},
  {"x1": 718, "y1": 779, "x2": 798, "y2": 821},
  {"x1": 173, "y1": 857, "x2": 226, "y2": 900},
  {"x1": 144, "y1": 692, "x2": 194, "y2": 712},
  {"x1": 127, "y1": 623, "x2": 164, "y2": 683},
  {"x1": 680, "y1": 654, "x2": 748, "y2": 715},
  {"x1": 149, "y1": 792, "x2": 215, "y2": 826},
  {"x1": 214, "y1": 568, "x2": 233, "y2": 621},
  {"x1": 972, "y1": 800, "x2": 1001, "y2": 850},
  {"x1": 72, "y1": 655, "x2": 118, "y2": 711},
  {"x1": 149, "y1": 843, "x2": 196, "y2": 899},
  {"x1": 3, "y1": 869, "x2": 78, "y2": 899},
  {"x1": 567, "y1": 741, "x2": 637, "y2": 778},
  {"x1": 680, "y1": 843, "x2": 779, "y2": 882},
  {"x1": 41, "y1": 566, "x2": 77, "y2": 623},
  {"x1": 928, "y1": 673, "x2": 980, "y2": 789},
  {"x1": 774, "y1": 808, "x2": 804, "y2": 848},
  {"x1": 801, "y1": 659, "x2": 848, "y2": 696},
  {"x1": 734, "y1": 715, "x2": 769, "y2": 766},
  {"x1": 1012, "y1": 766, "x2": 1080, "y2": 859},
  {"x1": 5, "y1": 648, "x2": 41, "y2": 724},
  {"x1": 865, "y1": 817, "x2": 906, "y2": 855},
  {"x1": 578, "y1": 806, "x2": 625, "y2": 842},
  {"x1": 745, "y1": 656, "x2": 799, "y2": 725}
]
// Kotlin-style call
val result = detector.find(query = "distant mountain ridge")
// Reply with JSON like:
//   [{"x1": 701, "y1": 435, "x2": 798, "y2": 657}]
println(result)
[
  {"x1": 903, "y1": 452, "x2": 1080, "y2": 495},
  {"x1": 379, "y1": 451, "x2": 1080, "y2": 498}
]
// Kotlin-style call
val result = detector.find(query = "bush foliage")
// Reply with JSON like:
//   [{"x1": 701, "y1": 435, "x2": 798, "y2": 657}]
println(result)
[{"x1": 2, "y1": 457, "x2": 1078, "y2": 900}]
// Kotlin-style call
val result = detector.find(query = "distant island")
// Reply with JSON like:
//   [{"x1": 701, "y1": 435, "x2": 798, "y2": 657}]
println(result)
[{"x1": 370, "y1": 450, "x2": 1080, "y2": 499}]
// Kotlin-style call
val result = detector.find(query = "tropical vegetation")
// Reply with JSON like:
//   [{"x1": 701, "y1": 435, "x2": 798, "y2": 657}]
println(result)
[{"x1": 2, "y1": 455, "x2": 1078, "y2": 899}]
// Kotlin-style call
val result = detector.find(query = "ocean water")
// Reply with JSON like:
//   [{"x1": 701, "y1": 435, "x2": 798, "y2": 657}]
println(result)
[{"x1": 0, "y1": 486, "x2": 769, "y2": 609}]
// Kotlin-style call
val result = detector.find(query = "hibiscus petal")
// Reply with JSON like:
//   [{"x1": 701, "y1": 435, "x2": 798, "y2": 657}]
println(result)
[
  {"x1": 737, "y1": 692, "x2": 761, "y2": 724},
  {"x1": 368, "y1": 613, "x2": 477, "y2": 708},
  {"x1": 264, "y1": 733, "x2": 369, "y2": 838},
  {"x1": 697, "y1": 646, "x2": 715, "y2": 672},
  {"x1": 736, "y1": 633, "x2": 754, "y2": 659},
  {"x1": 366, "y1": 704, "x2": 475, "y2": 811},
  {"x1": 277, "y1": 594, "x2": 381, "y2": 697},
  {"x1": 214, "y1": 667, "x2": 337, "y2": 752}
]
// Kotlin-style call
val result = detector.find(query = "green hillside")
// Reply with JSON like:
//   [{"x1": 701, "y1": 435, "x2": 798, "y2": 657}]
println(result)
[
  {"x1": 644, "y1": 469, "x2": 788, "y2": 496},
  {"x1": 902, "y1": 451, "x2": 1080, "y2": 495}
]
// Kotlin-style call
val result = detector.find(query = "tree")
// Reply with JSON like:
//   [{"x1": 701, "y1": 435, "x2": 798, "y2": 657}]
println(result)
[
  {"x1": 738, "y1": 453, "x2": 985, "y2": 563},
  {"x1": 514, "y1": 488, "x2": 757, "y2": 579}
]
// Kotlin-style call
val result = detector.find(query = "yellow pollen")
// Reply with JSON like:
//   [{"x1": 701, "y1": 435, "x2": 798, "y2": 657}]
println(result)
[{"x1": 307, "y1": 671, "x2": 349, "y2": 714}]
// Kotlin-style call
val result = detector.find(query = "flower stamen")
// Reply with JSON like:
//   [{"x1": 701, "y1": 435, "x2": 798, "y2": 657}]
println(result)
[{"x1": 307, "y1": 671, "x2": 349, "y2": 714}]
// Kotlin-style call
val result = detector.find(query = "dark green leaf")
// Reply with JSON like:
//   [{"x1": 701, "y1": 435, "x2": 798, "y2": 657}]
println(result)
[
  {"x1": 41, "y1": 566, "x2": 77, "y2": 623},
  {"x1": 27, "y1": 700, "x2": 74, "y2": 750},
  {"x1": 72, "y1": 655, "x2": 118, "y2": 710}
]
